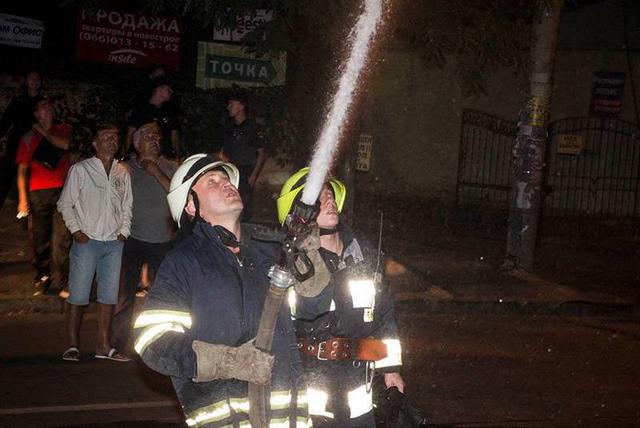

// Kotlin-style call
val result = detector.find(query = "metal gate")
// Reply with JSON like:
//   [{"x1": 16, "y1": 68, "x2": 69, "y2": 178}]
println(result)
[
  {"x1": 455, "y1": 109, "x2": 640, "y2": 230},
  {"x1": 454, "y1": 109, "x2": 515, "y2": 228},
  {"x1": 545, "y1": 116, "x2": 640, "y2": 220}
]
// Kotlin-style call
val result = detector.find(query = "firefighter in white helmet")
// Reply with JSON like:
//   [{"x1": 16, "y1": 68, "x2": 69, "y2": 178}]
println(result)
[
  {"x1": 278, "y1": 168, "x2": 405, "y2": 427},
  {"x1": 133, "y1": 154, "x2": 311, "y2": 427}
]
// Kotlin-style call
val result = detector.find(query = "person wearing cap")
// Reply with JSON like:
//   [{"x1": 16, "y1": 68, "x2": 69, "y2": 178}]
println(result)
[
  {"x1": 110, "y1": 121, "x2": 178, "y2": 353},
  {"x1": 132, "y1": 154, "x2": 311, "y2": 427},
  {"x1": 278, "y1": 168, "x2": 405, "y2": 427},
  {"x1": 126, "y1": 76, "x2": 181, "y2": 159},
  {"x1": 57, "y1": 123, "x2": 133, "y2": 363},
  {"x1": 218, "y1": 90, "x2": 267, "y2": 221}
]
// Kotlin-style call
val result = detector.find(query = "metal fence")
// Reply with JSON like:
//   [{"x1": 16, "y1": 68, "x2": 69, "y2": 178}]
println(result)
[
  {"x1": 455, "y1": 109, "x2": 640, "y2": 232},
  {"x1": 454, "y1": 110, "x2": 515, "y2": 228},
  {"x1": 545, "y1": 116, "x2": 640, "y2": 220}
]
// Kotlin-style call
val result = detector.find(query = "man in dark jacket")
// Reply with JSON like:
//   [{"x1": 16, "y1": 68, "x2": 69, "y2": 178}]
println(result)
[
  {"x1": 277, "y1": 168, "x2": 405, "y2": 428},
  {"x1": 217, "y1": 91, "x2": 266, "y2": 221},
  {"x1": 134, "y1": 154, "x2": 310, "y2": 427},
  {"x1": 0, "y1": 70, "x2": 43, "y2": 210}
]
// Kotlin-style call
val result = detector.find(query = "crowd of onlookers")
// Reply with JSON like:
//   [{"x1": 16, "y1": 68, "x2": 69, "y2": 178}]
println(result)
[{"x1": 0, "y1": 67, "x2": 267, "y2": 361}]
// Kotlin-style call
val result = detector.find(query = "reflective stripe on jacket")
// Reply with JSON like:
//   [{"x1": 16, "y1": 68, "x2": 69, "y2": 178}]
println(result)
[{"x1": 291, "y1": 225, "x2": 402, "y2": 423}]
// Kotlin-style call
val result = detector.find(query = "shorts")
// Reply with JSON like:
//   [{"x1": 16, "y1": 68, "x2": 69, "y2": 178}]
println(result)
[{"x1": 67, "y1": 239, "x2": 124, "y2": 305}]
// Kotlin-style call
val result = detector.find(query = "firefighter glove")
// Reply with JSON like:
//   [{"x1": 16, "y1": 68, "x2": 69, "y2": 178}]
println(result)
[
  {"x1": 294, "y1": 249, "x2": 331, "y2": 297},
  {"x1": 192, "y1": 340, "x2": 274, "y2": 385},
  {"x1": 295, "y1": 222, "x2": 320, "y2": 252}
]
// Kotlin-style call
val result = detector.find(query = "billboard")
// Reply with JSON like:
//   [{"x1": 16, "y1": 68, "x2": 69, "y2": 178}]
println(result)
[
  {"x1": 213, "y1": 10, "x2": 274, "y2": 42},
  {"x1": 75, "y1": 8, "x2": 182, "y2": 70},
  {"x1": 590, "y1": 71, "x2": 625, "y2": 117},
  {"x1": 0, "y1": 13, "x2": 44, "y2": 49}
]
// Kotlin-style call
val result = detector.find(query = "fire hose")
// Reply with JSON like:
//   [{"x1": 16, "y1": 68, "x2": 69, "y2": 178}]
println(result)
[{"x1": 248, "y1": 201, "x2": 319, "y2": 427}]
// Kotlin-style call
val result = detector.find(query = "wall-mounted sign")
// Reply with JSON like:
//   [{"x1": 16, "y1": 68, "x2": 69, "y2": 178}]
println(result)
[
  {"x1": 75, "y1": 8, "x2": 182, "y2": 70},
  {"x1": 213, "y1": 10, "x2": 273, "y2": 42},
  {"x1": 356, "y1": 134, "x2": 373, "y2": 171},
  {"x1": 555, "y1": 134, "x2": 585, "y2": 155},
  {"x1": 590, "y1": 71, "x2": 625, "y2": 117},
  {"x1": 196, "y1": 42, "x2": 286, "y2": 89},
  {"x1": 0, "y1": 13, "x2": 44, "y2": 49}
]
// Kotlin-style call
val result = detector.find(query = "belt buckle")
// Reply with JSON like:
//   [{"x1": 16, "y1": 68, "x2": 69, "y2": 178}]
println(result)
[{"x1": 317, "y1": 341, "x2": 328, "y2": 360}]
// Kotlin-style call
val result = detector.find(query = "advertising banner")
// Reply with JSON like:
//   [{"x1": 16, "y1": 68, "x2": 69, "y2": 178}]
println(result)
[
  {"x1": 196, "y1": 41, "x2": 286, "y2": 89},
  {"x1": 75, "y1": 8, "x2": 182, "y2": 70},
  {"x1": 213, "y1": 10, "x2": 273, "y2": 42},
  {"x1": 590, "y1": 71, "x2": 625, "y2": 117},
  {"x1": 0, "y1": 13, "x2": 44, "y2": 49}
]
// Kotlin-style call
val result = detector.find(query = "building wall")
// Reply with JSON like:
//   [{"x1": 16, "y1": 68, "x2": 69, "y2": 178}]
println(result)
[{"x1": 358, "y1": 0, "x2": 640, "y2": 202}]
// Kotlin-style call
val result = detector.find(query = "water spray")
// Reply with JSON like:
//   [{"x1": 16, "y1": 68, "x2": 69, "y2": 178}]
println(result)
[
  {"x1": 301, "y1": 0, "x2": 384, "y2": 207},
  {"x1": 249, "y1": 2, "x2": 386, "y2": 426}
]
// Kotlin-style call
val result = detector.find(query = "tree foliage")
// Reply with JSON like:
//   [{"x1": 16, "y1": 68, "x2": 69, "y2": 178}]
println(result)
[
  {"x1": 138, "y1": 0, "x2": 538, "y2": 97},
  {"x1": 390, "y1": 0, "x2": 536, "y2": 97},
  {"x1": 63, "y1": 0, "x2": 542, "y2": 161}
]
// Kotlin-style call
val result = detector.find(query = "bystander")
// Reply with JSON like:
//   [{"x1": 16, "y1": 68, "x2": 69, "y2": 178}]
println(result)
[
  {"x1": 217, "y1": 90, "x2": 267, "y2": 221},
  {"x1": 15, "y1": 98, "x2": 72, "y2": 295},
  {"x1": 0, "y1": 70, "x2": 43, "y2": 210},
  {"x1": 57, "y1": 123, "x2": 132, "y2": 363},
  {"x1": 110, "y1": 122, "x2": 177, "y2": 352},
  {"x1": 126, "y1": 77, "x2": 181, "y2": 159}
]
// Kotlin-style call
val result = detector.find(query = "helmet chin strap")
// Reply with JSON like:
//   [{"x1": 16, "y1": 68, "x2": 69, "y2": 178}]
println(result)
[
  {"x1": 190, "y1": 190, "x2": 202, "y2": 223},
  {"x1": 319, "y1": 221, "x2": 342, "y2": 236},
  {"x1": 319, "y1": 227, "x2": 338, "y2": 236}
]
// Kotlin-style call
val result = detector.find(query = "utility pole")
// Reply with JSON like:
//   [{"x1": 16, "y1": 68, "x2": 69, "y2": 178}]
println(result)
[{"x1": 506, "y1": 0, "x2": 564, "y2": 271}]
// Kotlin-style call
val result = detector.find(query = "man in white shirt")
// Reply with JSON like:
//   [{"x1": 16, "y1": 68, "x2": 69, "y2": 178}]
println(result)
[{"x1": 57, "y1": 123, "x2": 133, "y2": 363}]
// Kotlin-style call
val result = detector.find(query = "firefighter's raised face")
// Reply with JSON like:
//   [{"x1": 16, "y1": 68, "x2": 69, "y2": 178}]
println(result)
[
  {"x1": 316, "y1": 185, "x2": 339, "y2": 229},
  {"x1": 186, "y1": 169, "x2": 243, "y2": 223}
]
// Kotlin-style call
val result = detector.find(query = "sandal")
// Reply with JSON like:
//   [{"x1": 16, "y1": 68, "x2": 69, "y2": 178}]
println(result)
[
  {"x1": 95, "y1": 348, "x2": 131, "y2": 362},
  {"x1": 62, "y1": 347, "x2": 80, "y2": 362}
]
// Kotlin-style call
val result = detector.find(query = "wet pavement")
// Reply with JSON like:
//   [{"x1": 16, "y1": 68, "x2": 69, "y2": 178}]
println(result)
[
  {"x1": 1, "y1": 311, "x2": 639, "y2": 427},
  {"x1": 1, "y1": 196, "x2": 638, "y2": 318},
  {"x1": 1, "y1": 195, "x2": 639, "y2": 426}
]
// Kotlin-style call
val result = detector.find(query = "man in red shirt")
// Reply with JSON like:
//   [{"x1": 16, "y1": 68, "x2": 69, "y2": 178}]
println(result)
[{"x1": 15, "y1": 98, "x2": 72, "y2": 295}]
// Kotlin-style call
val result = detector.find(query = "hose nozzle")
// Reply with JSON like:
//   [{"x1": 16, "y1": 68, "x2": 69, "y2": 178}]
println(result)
[{"x1": 290, "y1": 199, "x2": 319, "y2": 225}]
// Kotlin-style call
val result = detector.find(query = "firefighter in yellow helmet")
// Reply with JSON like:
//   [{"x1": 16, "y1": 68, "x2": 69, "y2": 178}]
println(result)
[{"x1": 278, "y1": 168, "x2": 405, "y2": 427}]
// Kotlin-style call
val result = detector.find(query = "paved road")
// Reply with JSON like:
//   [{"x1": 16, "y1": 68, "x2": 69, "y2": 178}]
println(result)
[
  {"x1": 1, "y1": 311, "x2": 639, "y2": 427},
  {"x1": 399, "y1": 313, "x2": 640, "y2": 427}
]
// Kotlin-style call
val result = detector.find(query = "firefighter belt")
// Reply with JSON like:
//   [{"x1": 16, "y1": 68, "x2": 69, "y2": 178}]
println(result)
[{"x1": 297, "y1": 337, "x2": 388, "y2": 361}]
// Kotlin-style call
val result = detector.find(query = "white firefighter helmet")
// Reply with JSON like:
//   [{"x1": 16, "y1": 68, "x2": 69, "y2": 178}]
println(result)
[{"x1": 167, "y1": 154, "x2": 240, "y2": 227}]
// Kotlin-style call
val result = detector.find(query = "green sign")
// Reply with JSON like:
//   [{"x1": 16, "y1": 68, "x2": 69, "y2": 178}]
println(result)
[{"x1": 196, "y1": 41, "x2": 286, "y2": 89}]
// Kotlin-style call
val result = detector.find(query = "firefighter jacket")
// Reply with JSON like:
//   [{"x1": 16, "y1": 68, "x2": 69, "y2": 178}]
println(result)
[
  {"x1": 134, "y1": 221, "x2": 309, "y2": 428},
  {"x1": 290, "y1": 225, "x2": 402, "y2": 425}
]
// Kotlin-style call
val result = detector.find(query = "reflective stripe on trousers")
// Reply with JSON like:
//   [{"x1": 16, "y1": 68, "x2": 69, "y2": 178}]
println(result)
[
  {"x1": 308, "y1": 384, "x2": 373, "y2": 420},
  {"x1": 185, "y1": 389, "x2": 310, "y2": 428}
]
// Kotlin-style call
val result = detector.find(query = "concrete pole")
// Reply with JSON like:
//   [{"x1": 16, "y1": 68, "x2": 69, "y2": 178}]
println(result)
[{"x1": 506, "y1": 0, "x2": 564, "y2": 271}]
